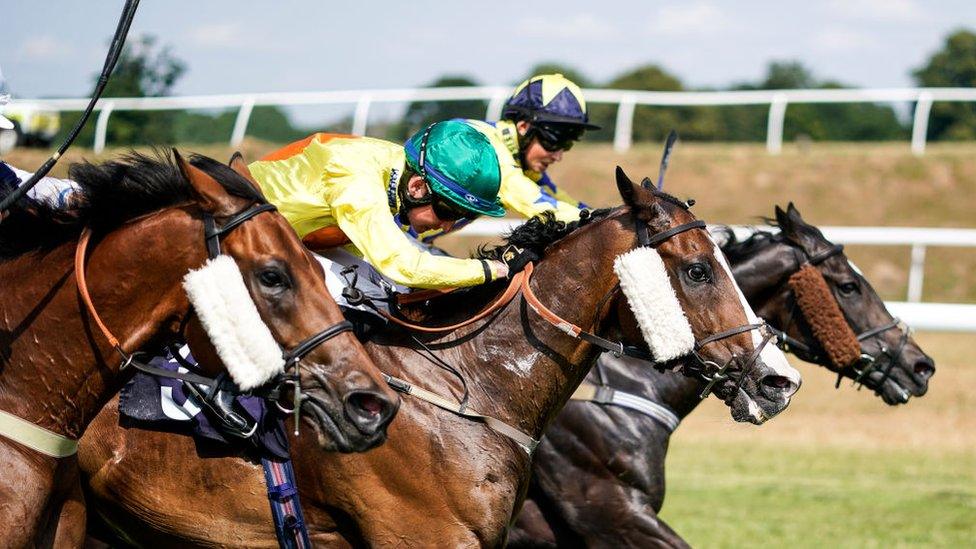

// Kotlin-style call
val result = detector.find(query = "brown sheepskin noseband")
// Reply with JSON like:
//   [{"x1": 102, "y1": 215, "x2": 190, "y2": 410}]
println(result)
[{"x1": 788, "y1": 264, "x2": 861, "y2": 369}]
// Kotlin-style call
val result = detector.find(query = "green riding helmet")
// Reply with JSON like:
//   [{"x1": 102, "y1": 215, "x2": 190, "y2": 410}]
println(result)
[{"x1": 404, "y1": 120, "x2": 505, "y2": 218}]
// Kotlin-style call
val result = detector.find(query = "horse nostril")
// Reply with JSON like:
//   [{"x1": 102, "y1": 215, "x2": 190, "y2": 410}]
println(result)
[
  {"x1": 344, "y1": 391, "x2": 397, "y2": 435},
  {"x1": 914, "y1": 359, "x2": 935, "y2": 380},
  {"x1": 762, "y1": 375, "x2": 793, "y2": 391}
]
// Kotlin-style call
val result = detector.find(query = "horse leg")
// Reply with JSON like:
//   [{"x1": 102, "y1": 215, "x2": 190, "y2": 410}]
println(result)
[
  {"x1": 41, "y1": 466, "x2": 86, "y2": 549},
  {"x1": 0, "y1": 444, "x2": 59, "y2": 548}
]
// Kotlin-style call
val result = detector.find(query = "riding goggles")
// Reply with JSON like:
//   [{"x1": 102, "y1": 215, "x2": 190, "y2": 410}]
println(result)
[
  {"x1": 430, "y1": 191, "x2": 476, "y2": 222},
  {"x1": 534, "y1": 123, "x2": 584, "y2": 152}
]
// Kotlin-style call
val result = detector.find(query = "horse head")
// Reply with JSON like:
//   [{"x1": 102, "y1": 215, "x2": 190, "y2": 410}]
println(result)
[
  {"x1": 608, "y1": 167, "x2": 801, "y2": 424},
  {"x1": 721, "y1": 203, "x2": 934, "y2": 404},
  {"x1": 172, "y1": 151, "x2": 399, "y2": 450}
]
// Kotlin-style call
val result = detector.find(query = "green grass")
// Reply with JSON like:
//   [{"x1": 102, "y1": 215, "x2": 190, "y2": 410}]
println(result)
[{"x1": 661, "y1": 442, "x2": 976, "y2": 548}]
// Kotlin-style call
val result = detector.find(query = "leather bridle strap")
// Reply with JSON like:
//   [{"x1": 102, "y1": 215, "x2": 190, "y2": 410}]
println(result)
[
  {"x1": 570, "y1": 382, "x2": 680, "y2": 432},
  {"x1": 383, "y1": 373, "x2": 539, "y2": 454},
  {"x1": 695, "y1": 323, "x2": 764, "y2": 350},
  {"x1": 378, "y1": 269, "x2": 528, "y2": 333},
  {"x1": 205, "y1": 203, "x2": 278, "y2": 259},
  {"x1": 644, "y1": 220, "x2": 707, "y2": 247},
  {"x1": 282, "y1": 321, "x2": 354, "y2": 368}
]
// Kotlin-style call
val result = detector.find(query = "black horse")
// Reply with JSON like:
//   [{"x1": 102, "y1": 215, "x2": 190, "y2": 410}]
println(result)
[{"x1": 510, "y1": 203, "x2": 936, "y2": 548}]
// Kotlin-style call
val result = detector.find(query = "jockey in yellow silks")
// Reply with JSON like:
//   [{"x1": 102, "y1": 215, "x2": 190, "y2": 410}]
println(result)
[
  {"x1": 248, "y1": 120, "x2": 509, "y2": 290},
  {"x1": 415, "y1": 73, "x2": 599, "y2": 243}
]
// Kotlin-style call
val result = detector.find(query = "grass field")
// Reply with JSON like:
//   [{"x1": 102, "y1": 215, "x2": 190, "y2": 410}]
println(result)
[
  {"x1": 7, "y1": 141, "x2": 975, "y2": 545},
  {"x1": 662, "y1": 331, "x2": 976, "y2": 548}
]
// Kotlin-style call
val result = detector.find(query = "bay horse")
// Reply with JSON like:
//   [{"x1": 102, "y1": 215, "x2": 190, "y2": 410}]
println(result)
[
  {"x1": 77, "y1": 168, "x2": 801, "y2": 547},
  {"x1": 509, "y1": 203, "x2": 936, "y2": 547},
  {"x1": 0, "y1": 151, "x2": 397, "y2": 547}
]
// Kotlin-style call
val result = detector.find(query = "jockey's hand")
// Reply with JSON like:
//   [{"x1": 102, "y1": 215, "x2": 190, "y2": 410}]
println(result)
[
  {"x1": 490, "y1": 260, "x2": 510, "y2": 280},
  {"x1": 500, "y1": 244, "x2": 539, "y2": 275}
]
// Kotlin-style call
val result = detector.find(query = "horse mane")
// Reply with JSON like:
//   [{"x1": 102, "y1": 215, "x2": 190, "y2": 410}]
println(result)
[
  {"x1": 715, "y1": 215, "x2": 789, "y2": 262},
  {"x1": 0, "y1": 151, "x2": 265, "y2": 260},
  {"x1": 477, "y1": 208, "x2": 617, "y2": 260}
]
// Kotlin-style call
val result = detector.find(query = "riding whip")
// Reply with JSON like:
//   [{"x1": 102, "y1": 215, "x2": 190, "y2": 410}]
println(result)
[
  {"x1": 0, "y1": 0, "x2": 140, "y2": 216},
  {"x1": 656, "y1": 130, "x2": 679, "y2": 190}
]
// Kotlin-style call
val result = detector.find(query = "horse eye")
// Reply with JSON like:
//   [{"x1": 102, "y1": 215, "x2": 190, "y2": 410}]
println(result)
[
  {"x1": 258, "y1": 269, "x2": 288, "y2": 289},
  {"x1": 838, "y1": 282, "x2": 859, "y2": 295},
  {"x1": 686, "y1": 263, "x2": 711, "y2": 283}
]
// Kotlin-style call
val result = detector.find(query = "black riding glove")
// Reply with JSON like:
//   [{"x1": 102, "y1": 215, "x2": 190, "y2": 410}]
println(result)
[{"x1": 501, "y1": 244, "x2": 539, "y2": 275}]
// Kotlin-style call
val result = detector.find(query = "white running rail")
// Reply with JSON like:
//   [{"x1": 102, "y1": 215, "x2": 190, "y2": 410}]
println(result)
[
  {"x1": 9, "y1": 86, "x2": 976, "y2": 154},
  {"x1": 462, "y1": 219, "x2": 976, "y2": 332}
]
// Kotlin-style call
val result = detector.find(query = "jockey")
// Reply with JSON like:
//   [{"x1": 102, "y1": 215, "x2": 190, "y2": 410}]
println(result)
[
  {"x1": 248, "y1": 120, "x2": 510, "y2": 292},
  {"x1": 0, "y1": 66, "x2": 80, "y2": 219},
  {"x1": 415, "y1": 73, "x2": 599, "y2": 243}
]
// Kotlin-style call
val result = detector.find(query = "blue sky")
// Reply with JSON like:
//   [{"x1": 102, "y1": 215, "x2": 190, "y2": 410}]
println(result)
[{"x1": 2, "y1": 1, "x2": 974, "y2": 103}]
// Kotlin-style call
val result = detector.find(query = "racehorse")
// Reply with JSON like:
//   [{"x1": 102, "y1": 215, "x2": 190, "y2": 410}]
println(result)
[
  {"x1": 0, "y1": 151, "x2": 397, "y2": 547},
  {"x1": 78, "y1": 168, "x2": 801, "y2": 547},
  {"x1": 508, "y1": 203, "x2": 936, "y2": 547}
]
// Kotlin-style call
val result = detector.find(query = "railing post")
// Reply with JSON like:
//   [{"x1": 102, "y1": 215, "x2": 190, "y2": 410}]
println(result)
[
  {"x1": 93, "y1": 101, "x2": 115, "y2": 154},
  {"x1": 766, "y1": 93, "x2": 787, "y2": 155},
  {"x1": 907, "y1": 243, "x2": 927, "y2": 302},
  {"x1": 486, "y1": 91, "x2": 508, "y2": 122},
  {"x1": 352, "y1": 95, "x2": 372, "y2": 136},
  {"x1": 613, "y1": 96, "x2": 636, "y2": 153},
  {"x1": 911, "y1": 91, "x2": 933, "y2": 156},
  {"x1": 230, "y1": 97, "x2": 255, "y2": 147}
]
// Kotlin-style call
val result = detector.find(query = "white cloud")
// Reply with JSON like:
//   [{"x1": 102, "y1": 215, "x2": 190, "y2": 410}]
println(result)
[
  {"x1": 812, "y1": 27, "x2": 879, "y2": 52},
  {"x1": 826, "y1": 0, "x2": 924, "y2": 23},
  {"x1": 649, "y1": 2, "x2": 733, "y2": 36},
  {"x1": 187, "y1": 22, "x2": 247, "y2": 48},
  {"x1": 514, "y1": 13, "x2": 616, "y2": 40},
  {"x1": 20, "y1": 36, "x2": 65, "y2": 59}
]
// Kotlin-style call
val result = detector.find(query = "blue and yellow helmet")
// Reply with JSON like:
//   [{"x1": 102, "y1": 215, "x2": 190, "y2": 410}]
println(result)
[{"x1": 502, "y1": 73, "x2": 600, "y2": 130}]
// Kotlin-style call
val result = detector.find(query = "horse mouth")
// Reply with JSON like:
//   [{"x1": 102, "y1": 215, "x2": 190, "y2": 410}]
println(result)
[
  {"x1": 300, "y1": 393, "x2": 387, "y2": 453},
  {"x1": 849, "y1": 368, "x2": 912, "y2": 405}
]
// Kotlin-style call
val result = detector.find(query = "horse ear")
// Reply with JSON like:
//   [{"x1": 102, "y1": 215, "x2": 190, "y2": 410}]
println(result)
[
  {"x1": 787, "y1": 202, "x2": 803, "y2": 222},
  {"x1": 174, "y1": 149, "x2": 242, "y2": 216},
  {"x1": 640, "y1": 176, "x2": 653, "y2": 189},
  {"x1": 775, "y1": 205, "x2": 790, "y2": 228},
  {"x1": 616, "y1": 166, "x2": 637, "y2": 206},
  {"x1": 228, "y1": 152, "x2": 266, "y2": 199}
]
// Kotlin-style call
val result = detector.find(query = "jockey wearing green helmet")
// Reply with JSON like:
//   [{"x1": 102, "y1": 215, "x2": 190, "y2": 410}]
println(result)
[
  {"x1": 415, "y1": 74, "x2": 599, "y2": 244},
  {"x1": 248, "y1": 120, "x2": 509, "y2": 290}
]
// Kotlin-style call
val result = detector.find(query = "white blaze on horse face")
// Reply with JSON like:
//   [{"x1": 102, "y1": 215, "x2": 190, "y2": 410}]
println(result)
[
  {"x1": 613, "y1": 247, "x2": 696, "y2": 362},
  {"x1": 708, "y1": 238, "x2": 801, "y2": 387},
  {"x1": 183, "y1": 255, "x2": 285, "y2": 390}
]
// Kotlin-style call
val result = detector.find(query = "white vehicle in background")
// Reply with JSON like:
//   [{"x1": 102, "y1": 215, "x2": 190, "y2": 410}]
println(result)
[{"x1": 0, "y1": 102, "x2": 61, "y2": 155}]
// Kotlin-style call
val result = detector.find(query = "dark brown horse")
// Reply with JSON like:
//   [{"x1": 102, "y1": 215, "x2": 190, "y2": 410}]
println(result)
[
  {"x1": 78, "y1": 169, "x2": 800, "y2": 547},
  {"x1": 509, "y1": 203, "x2": 936, "y2": 547},
  {"x1": 0, "y1": 151, "x2": 397, "y2": 547}
]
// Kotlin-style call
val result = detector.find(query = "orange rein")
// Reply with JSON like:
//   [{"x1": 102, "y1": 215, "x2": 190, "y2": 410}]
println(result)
[
  {"x1": 74, "y1": 228, "x2": 125, "y2": 355},
  {"x1": 380, "y1": 262, "x2": 591, "y2": 338}
]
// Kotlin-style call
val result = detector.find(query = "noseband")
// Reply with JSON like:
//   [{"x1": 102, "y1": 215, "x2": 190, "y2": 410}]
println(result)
[
  {"x1": 76, "y1": 202, "x2": 353, "y2": 429},
  {"x1": 526, "y1": 215, "x2": 773, "y2": 399},
  {"x1": 770, "y1": 241, "x2": 911, "y2": 391}
]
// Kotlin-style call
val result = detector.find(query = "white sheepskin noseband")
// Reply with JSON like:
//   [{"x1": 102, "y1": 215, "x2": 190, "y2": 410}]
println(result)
[
  {"x1": 183, "y1": 255, "x2": 284, "y2": 390},
  {"x1": 613, "y1": 247, "x2": 696, "y2": 362}
]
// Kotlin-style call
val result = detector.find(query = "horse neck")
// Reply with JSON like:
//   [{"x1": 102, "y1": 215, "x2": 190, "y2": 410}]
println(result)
[
  {"x1": 726, "y1": 239, "x2": 796, "y2": 330},
  {"x1": 0, "y1": 208, "x2": 203, "y2": 438},
  {"x1": 451, "y1": 221, "x2": 629, "y2": 439}
]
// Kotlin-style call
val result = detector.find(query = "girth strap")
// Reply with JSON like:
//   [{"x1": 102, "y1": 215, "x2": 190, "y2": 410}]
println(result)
[
  {"x1": 383, "y1": 374, "x2": 539, "y2": 454},
  {"x1": 0, "y1": 409, "x2": 78, "y2": 457},
  {"x1": 571, "y1": 382, "x2": 680, "y2": 433}
]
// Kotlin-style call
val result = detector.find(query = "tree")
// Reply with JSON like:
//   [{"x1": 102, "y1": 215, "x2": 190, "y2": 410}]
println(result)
[
  {"x1": 388, "y1": 76, "x2": 487, "y2": 141},
  {"x1": 913, "y1": 29, "x2": 976, "y2": 140},
  {"x1": 587, "y1": 64, "x2": 689, "y2": 142},
  {"x1": 58, "y1": 35, "x2": 187, "y2": 146}
]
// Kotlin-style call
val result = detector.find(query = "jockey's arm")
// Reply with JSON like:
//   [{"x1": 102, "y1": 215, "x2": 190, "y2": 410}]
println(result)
[
  {"x1": 498, "y1": 164, "x2": 582, "y2": 223},
  {"x1": 324, "y1": 172, "x2": 495, "y2": 289}
]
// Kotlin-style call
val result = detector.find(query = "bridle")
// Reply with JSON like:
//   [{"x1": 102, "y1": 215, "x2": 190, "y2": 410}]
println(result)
[
  {"x1": 768, "y1": 240, "x2": 911, "y2": 392},
  {"x1": 525, "y1": 212, "x2": 775, "y2": 400},
  {"x1": 76, "y1": 202, "x2": 354, "y2": 431}
]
